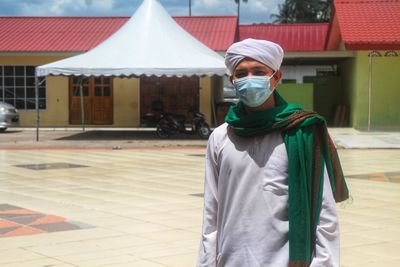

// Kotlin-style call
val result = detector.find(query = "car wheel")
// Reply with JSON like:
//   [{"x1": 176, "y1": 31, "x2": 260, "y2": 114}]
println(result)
[{"x1": 0, "y1": 128, "x2": 6, "y2": 133}]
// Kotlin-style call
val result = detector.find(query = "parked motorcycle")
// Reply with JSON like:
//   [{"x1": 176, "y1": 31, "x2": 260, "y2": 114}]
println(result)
[{"x1": 153, "y1": 102, "x2": 211, "y2": 139}]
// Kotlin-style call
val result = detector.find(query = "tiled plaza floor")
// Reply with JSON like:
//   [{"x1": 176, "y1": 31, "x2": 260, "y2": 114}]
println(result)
[
  {"x1": 0, "y1": 204, "x2": 93, "y2": 238},
  {"x1": 0, "y1": 148, "x2": 399, "y2": 266}
]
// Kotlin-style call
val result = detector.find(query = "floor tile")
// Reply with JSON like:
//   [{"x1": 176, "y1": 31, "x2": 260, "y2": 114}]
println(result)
[{"x1": 0, "y1": 148, "x2": 398, "y2": 266}]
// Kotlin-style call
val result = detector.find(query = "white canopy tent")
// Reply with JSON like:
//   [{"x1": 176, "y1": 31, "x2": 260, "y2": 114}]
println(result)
[
  {"x1": 34, "y1": 0, "x2": 227, "y2": 140},
  {"x1": 36, "y1": 0, "x2": 226, "y2": 77}
]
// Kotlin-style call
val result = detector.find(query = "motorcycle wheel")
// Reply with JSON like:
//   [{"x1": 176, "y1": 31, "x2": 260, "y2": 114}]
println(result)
[
  {"x1": 197, "y1": 122, "x2": 211, "y2": 139},
  {"x1": 156, "y1": 120, "x2": 172, "y2": 139}
]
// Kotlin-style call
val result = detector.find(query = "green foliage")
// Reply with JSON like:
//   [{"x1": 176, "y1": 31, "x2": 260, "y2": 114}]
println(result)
[{"x1": 271, "y1": 0, "x2": 332, "y2": 24}]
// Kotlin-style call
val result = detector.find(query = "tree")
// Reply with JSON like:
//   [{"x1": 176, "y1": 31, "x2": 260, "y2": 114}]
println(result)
[
  {"x1": 234, "y1": 0, "x2": 248, "y2": 24},
  {"x1": 317, "y1": 0, "x2": 333, "y2": 22},
  {"x1": 271, "y1": 0, "x2": 295, "y2": 24},
  {"x1": 271, "y1": 0, "x2": 333, "y2": 24}
]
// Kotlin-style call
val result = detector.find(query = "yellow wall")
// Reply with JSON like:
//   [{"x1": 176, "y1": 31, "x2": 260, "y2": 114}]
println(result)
[
  {"x1": 20, "y1": 76, "x2": 69, "y2": 127},
  {"x1": 199, "y1": 77, "x2": 212, "y2": 124},
  {"x1": 113, "y1": 78, "x2": 140, "y2": 126},
  {"x1": 0, "y1": 55, "x2": 68, "y2": 65}
]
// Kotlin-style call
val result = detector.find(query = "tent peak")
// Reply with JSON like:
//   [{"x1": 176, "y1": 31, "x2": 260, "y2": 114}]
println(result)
[{"x1": 36, "y1": 0, "x2": 226, "y2": 77}]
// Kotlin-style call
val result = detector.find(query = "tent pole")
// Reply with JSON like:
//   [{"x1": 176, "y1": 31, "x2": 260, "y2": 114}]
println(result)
[
  {"x1": 79, "y1": 78, "x2": 86, "y2": 132},
  {"x1": 210, "y1": 77, "x2": 217, "y2": 127},
  {"x1": 35, "y1": 75, "x2": 40, "y2": 141},
  {"x1": 211, "y1": 95, "x2": 217, "y2": 127}
]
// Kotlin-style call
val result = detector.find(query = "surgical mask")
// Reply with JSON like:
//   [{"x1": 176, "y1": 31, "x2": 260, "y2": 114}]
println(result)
[{"x1": 233, "y1": 74, "x2": 275, "y2": 107}]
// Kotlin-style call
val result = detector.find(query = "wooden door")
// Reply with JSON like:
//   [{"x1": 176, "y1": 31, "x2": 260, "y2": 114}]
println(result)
[
  {"x1": 69, "y1": 77, "x2": 113, "y2": 125},
  {"x1": 92, "y1": 77, "x2": 113, "y2": 124},
  {"x1": 70, "y1": 77, "x2": 92, "y2": 125}
]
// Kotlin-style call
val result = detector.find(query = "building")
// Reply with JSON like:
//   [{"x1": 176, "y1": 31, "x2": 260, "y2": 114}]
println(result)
[
  {"x1": 0, "y1": 16, "x2": 237, "y2": 128},
  {"x1": 1, "y1": 0, "x2": 399, "y2": 130},
  {"x1": 325, "y1": 0, "x2": 400, "y2": 130}
]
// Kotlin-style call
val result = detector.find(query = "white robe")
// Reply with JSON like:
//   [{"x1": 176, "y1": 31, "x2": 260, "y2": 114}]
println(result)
[{"x1": 198, "y1": 123, "x2": 339, "y2": 267}]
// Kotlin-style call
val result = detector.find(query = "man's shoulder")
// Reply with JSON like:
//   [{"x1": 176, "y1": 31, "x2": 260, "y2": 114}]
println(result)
[
  {"x1": 207, "y1": 123, "x2": 230, "y2": 148},
  {"x1": 210, "y1": 122, "x2": 229, "y2": 138}
]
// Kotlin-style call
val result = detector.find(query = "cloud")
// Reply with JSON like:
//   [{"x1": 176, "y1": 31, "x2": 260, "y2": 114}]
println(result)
[
  {"x1": 0, "y1": 0, "x2": 283, "y2": 23},
  {"x1": 0, "y1": 0, "x2": 20, "y2": 16},
  {"x1": 12, "y1": 0, "x2": 121, "y2": 16},
  {"x1": 240, "y1": 0, "x2": 281, "y2": 24},
  {"x1": 191, "y1": 0, "x2": 280, "y2": 23}
]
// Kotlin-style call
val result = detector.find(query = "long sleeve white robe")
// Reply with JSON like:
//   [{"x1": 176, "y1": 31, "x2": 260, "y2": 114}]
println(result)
[{"x1": 198, "y1": 123, "x2": 339, "y2": 267}]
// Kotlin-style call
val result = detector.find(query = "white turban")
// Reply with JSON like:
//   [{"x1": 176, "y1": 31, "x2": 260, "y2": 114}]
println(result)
[{"x1": 225, "y1": 38, "x2": 284, "y2": 74}]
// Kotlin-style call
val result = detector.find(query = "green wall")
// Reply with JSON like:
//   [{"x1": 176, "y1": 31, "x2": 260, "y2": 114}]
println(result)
[
  {"x1": 340, "y1": 57, "x2": 356, "y2": 125},
  {"x1": 342, "y1": 51, "x2": 400, "y2": 130},
  {"x1": 303, "y1": 76, "x2": 345, "y2": 125},
  {"x1": 277, "y1": 83, "x2": 314, "y2": 111}
]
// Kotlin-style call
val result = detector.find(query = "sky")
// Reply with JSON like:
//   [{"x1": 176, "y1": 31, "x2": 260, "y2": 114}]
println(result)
[{"x1": 0, "y1": 0, "x2": 284, "y2": 24}]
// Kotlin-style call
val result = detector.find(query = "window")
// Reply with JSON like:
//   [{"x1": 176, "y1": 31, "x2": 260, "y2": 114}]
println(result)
[{"x1": 0, "y1": 65, "x2": 46, "y2": 110}]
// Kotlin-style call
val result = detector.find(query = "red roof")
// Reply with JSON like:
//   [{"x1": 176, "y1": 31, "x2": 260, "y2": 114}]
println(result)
[
  {"x1": 0, "y1": 16, "x2": 237, "y2": 52},
  {"x1": 175, "y1": 16, "x2": 237, "y2": 51},
  {"x1": 0, "y1": 17, "x2": 125, "y2": 52},
  {"x1": 333, "y1": 0, "x2": 400, "y2": 50},
  {"x1": 239, "y1": 23, "x2": 329, "y2": 51}
]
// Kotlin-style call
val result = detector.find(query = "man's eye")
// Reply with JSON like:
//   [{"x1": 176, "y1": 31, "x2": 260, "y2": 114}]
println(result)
[
  {"x1": 254, "y1": 71, "x2": 267, "y2": 76},
  {"x1": 235, "y1": 73, "x2": 247, "y2": 78}
]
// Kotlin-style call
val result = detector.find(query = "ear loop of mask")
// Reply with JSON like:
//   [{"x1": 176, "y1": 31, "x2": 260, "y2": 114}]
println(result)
[{"x1": 269, "y1": 71, "x2": 279, "y2": 91}]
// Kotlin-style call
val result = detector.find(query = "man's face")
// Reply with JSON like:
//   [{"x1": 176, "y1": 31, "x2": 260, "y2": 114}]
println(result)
[{"x1": 231, "y1": 58, "x2": 281, "y2": 90}]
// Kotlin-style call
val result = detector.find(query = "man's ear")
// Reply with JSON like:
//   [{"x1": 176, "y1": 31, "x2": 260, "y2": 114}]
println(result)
[
  {"x1": 274, "y1": 70, "x2": 282, "y2": 82},
  {"x1": 271, "y1": 70, "x2": 282, "y2": 90}
]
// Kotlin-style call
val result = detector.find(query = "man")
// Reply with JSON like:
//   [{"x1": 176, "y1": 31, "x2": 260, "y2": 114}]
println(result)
[{"x1": 197, "y1": 39, "x2": 349, "y2": 267}]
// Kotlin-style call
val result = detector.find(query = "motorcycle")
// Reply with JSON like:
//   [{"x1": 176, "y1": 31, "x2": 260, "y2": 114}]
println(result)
[{"x1": 153, "y1": 102, "x2": 211, "y2": 139}]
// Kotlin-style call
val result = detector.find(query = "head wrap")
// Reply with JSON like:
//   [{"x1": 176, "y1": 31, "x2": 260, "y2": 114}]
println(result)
[{"x1": 225, "y1": 38, "x2": 284, "y2": 74}]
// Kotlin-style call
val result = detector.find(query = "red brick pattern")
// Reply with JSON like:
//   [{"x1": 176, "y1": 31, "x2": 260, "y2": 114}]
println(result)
[{"x1": 0, "y1": 204, "x2": 93, "y2": 238}]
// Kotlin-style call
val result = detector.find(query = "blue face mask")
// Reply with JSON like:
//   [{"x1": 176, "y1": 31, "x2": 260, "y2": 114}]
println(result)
[{"x1": 233, "y1": 74, "x2": 275, "y2": 108}]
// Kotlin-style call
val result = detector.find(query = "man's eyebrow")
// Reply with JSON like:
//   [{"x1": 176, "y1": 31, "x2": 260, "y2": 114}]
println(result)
[
  {"x1": 234, "y1": 65, "x2": 269, "y2": 74},
  {"x1": 251, "y1": 66, "x2": 269, "y2": 70}
]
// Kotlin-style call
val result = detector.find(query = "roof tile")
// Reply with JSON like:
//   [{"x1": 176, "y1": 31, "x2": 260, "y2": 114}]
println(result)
[
  {"x1": 334, "y1": 0, "x2": 400, "y2": 49},
  {"x1": 0, "y1": 16, "x2": 237, "y2": 52},
  {"x1": 239, "y1": 24, "x2": 329, "y2": 51}
]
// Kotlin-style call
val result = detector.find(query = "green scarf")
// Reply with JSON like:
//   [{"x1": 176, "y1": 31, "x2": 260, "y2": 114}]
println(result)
[{"x1": 225, "y1": 91, "x2": 349, "y2": 267}]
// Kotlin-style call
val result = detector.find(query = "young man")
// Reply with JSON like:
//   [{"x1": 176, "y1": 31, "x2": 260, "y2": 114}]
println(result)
[{"x1": 197, "y1": 39, "x2": 349, "y2": 267}]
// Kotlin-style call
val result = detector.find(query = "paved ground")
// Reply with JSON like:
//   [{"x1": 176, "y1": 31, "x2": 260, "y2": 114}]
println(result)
[
  {"x1": 2, "y1": 127, "x2": 400, "y2": 149},
  {"x1": 0, "y1": 128, "x2": 399, "y2": 266},
  {"x1": 0, "y1": 128, "x2": 208, "y2": 149}
]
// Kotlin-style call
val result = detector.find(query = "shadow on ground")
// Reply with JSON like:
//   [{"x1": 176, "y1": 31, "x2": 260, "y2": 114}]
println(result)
[
  {"x1": 0, "y1": 130, "x2": 23, "y2": 134},
  {"x1": 56, "y1": 130, "x2": 209, "y2": 141}
]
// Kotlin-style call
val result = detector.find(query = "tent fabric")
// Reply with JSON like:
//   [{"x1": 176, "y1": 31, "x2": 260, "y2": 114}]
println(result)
[{"x1": 36, "y1": 0, "x2": 226, "y2": 77}]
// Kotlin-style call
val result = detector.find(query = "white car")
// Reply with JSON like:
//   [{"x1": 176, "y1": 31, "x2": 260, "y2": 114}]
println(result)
[{"x1": 0, "y1": 101, "x2": 19, "y2": 132}]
